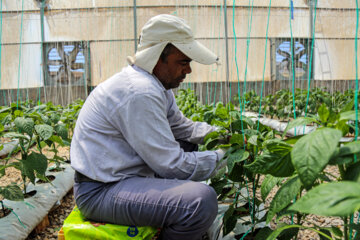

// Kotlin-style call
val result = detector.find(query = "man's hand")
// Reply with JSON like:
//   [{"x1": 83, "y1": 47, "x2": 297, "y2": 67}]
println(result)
[{"x1": 209, "y1": 149, "x2": 227, "y2": 178}]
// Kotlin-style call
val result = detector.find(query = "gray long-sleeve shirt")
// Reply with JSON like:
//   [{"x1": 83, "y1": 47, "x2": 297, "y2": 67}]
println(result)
[{"x1": 70, "y1": 65, "x2": 222, "y2": 182}]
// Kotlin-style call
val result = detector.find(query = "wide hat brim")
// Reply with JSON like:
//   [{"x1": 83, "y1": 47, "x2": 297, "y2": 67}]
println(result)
[{"x1": 173, "y1": 40, "x2": 219, "y2": 65}]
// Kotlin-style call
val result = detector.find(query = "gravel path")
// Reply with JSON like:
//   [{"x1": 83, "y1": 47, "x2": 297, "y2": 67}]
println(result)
[{"x1": 26, "y1": 189, "x2": 75, "y2": 240}]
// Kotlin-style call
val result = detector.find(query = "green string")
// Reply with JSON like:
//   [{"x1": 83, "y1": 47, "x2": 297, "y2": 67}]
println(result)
[
  {"x1": 3, "y1": 203, "x2": 27, "y2": 229},
  {"x1": 288, "y1": 0, "x2": 297, "y2": 122},
  {"x1": 288, "y1": 0, "x2": 298, "y2": 225},
  {"x1": 244, "y1": 1, "x2": 256, "y2": 227},
  {"x1": 232, "y1": 0, "x2": 257, "y2": 230},
  {"x1": 16, "y1": 0, "x2": 25, "y2": 108},
  {"x1": 304, "y1": 0, "x2": 317, "y2": 120},
  {"x1": 243, "y1": 0, "x2": 254, "y2": 104},
  {"x1": 257, "y1": 0, "x2": 272, "y2": 131},
  {"x1": 232, "y1": 1, "x2": 241, "y2": 108}
]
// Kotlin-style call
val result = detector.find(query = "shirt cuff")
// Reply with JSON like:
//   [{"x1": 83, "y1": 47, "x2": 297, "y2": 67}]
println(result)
[{"x1": 215, "y1": 149, "x2": 226, "y2": 162}]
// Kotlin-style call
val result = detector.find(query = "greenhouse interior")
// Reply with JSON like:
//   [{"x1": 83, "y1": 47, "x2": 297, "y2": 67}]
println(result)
[{"x1": 0, "y1": 0, "x2": 359, "y2": 239}]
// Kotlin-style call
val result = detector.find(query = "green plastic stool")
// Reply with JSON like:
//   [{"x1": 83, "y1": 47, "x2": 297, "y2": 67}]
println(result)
[{"x1": 58, "y1": 206, "x2": 159, "y2": 240}]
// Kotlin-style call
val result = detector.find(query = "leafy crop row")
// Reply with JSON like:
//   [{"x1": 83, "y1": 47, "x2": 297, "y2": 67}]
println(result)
[
  {"x1": 177, "y1": 88, "x2": 360, "y2": 240},
  {"x1": 0, "y1": 100, "x2": 83, "y2": 206},
  {"x1": 238, "y1": 88, "x2": 358, "y2": 123}
]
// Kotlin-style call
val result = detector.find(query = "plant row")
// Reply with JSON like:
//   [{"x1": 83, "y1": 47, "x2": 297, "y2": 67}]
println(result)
[
  {"x1": 176, "y1": 88, "x2": 360, "y2": 240},
  {"x1": 238, "y1": 88, "x2": 358, "y2": 123},
  {"x1": 0, "y1": 100, "x2": 83, "y2": 206}
]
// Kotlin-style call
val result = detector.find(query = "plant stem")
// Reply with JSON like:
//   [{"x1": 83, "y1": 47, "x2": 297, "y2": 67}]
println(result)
[
  {"x1": 344, "y1": 216, "x2": 349, "y2": 240},
  {"x1": 22, "y1": 175, "x2": 26, "y2": 195},
  {"x1": 338, "y1": 164, "x2": 346, "y2": 180}
]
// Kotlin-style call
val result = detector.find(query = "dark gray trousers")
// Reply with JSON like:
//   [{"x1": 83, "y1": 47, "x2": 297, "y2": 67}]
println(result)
[{"x1": 73, "y1": 141, "x2": 218, "y2": 240}]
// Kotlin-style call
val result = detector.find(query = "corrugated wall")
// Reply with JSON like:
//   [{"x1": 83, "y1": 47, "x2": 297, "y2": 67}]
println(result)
[{"x1": 0, "y1": 0, "x2": 359, "y2": 104}]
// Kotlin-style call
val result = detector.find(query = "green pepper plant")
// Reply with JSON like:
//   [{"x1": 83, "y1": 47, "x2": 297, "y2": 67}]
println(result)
[
  {"x1": 1, "y1": 102, "x2": 69, "y2": 197},
  {"x1": 245, "y1": 104, "x2": 360, "y2": 240}
]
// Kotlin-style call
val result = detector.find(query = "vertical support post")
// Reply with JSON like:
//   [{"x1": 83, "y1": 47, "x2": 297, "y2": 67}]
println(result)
[
  {"x1": 40, "y1": 0, "x2": 47, "y2": 102},
  {"x1": 309, "y1": 0, "x2": 314, "y2": 39},
  {"x1": 133, "y1": 0, "x2": 138, "y2": 52},
  {"x1": 87, "y1": 41, "x2": 92, "y2": 93},
  {"x1": 223, "y1": 0, "x2": 230, "y2": 104}
]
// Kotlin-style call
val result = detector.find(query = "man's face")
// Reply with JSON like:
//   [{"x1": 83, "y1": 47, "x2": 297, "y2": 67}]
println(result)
[{"x1": 153, "y1": 47, "x2": 192, "y2": 90}]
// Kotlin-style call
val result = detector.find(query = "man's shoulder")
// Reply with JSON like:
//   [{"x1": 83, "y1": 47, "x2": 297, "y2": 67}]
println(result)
[{"x1": 103, "y1": 65, "x2": 162, "y2": 93}]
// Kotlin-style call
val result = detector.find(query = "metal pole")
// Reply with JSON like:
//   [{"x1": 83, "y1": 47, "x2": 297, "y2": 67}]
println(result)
[
  {"x1": 309, "y1": 0, "x2": 314, "y2": 38},
  {"x1": 223, "y1": 0, "x2": 230, "y2": 104},
  {"x1": 133, "y1": 0, "x2": 137, "y2": 52},
  {"x1": 40, "y1": 0, "x2": 47, "y2": 101}
]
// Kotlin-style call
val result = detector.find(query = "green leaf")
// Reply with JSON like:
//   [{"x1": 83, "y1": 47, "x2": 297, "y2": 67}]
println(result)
[
  {"x1": 48, "y1": 135, "x2": 64, "y2": 146},
  {"x1": 50, "y1": 113, "x2": 61, "y2": 124},
  {"x1": 21, "y1": 152, "x2": 48, "y2": 184},
  {"x1": 338, "y1": 141, "x2": 360, "y2": 156},
  {"x1": 254, "y1": 227, "x2": 273, "y2": 240},
  {"x1": 0, "y1": 184, "x2": 24, "y2": 201},
  {"x1": 210, "y1": 179, "x2": 227, "y2": 195},
  {"x1": 344, "y1": 161, "x2": 360, "y2": 182},
  {"x1": 204, "y1": 131, "x2": 220, "y2": 143},
  {"x1": 14, "y1": 117, "x2": 34, "y2": 136},
  {"x1": 282, "y1": 117, "x2": 319, "y2": 137},
  {"x1": 340, "y1": 111, "x2": 360, "y2": 121},
  {"x1": 289, "y1": 181, "x2": 360, "y2": 217},
  {"x1": 223, "y1": 206, "x2": 237, "y2": 236},
  {"x1": 248, "y1": 135, "x2": 258, "y2": 146},
  {"x1": 291, "y1": 128, "x2": 342, "y2": 188},
  {"x1": 318, "y1": 104, "x2": 330, "y2": 123},
  {"x1": 335, "y1": 120, "x2": 349, "y2": 136},
  {"x1": 329, "y1": 141, "x2": 360, "y2": 165},
  {"x1": 211, "y1": 120, "x2": 229, "y2": 128},
  {"x1": 261, "y1": 175, "x2": 282, "y2": 202},
  {"x1": 318, "y1": 226, "x2": 343, "y2": 239},
  {"x1": 245, "y1": 141, "x2": 294, "y2": 177},
  {"x1": 35, "y1": 124, "x2": 53, "y2": 140},
  {"x1": 215, "y1": 103, "x2": 228, "y2": 120},
  {"x1": 227, "y1": 149, "x2": 249, "y2": 173},
  {"x1": 266, "y1": 225, "x2": 301, "y2": 240},
  {"x1": 341, "y1": 98, "x2": 354, "y2": 112},
  {"x1": 4, "y1": 132, "x2": 29, "y2": 140},
  {"x1": 277, "y1": 227, "x2": 299, "y2": 240},
  {"x1": 14, "y1": 110, "x2": 23, "y2": 118},
  {"x1": 266, "y1": 176, "x2": 301, "y2": 223},
  {"x1": 54, "y1": 123, "x2": 68, "y2": 139},
  {"x1": 229, "y1": 133, "x2": 244, "y2": 145},
  {"x1": 283, "y1": 135, "x2": 303, "y2": 145},
  {"x1": 266, "y1": 225, "x2": 333, "y2": 240},
  {"x1": 205, "y1": 138, "x2": 219, "y2": 150},
  {"x1": 228, "y1": 164, "x2": 244, "y2": 182}
]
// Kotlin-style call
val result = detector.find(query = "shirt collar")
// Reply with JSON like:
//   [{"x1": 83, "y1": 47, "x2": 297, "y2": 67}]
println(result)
[{"x1": 131, "y1": 64, "x2": 166, "y2": 91}]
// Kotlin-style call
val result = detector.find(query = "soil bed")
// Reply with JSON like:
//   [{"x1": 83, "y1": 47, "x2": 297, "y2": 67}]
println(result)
[{"x1": 1, "y1": 146, "x2": 358, "y2": 239}]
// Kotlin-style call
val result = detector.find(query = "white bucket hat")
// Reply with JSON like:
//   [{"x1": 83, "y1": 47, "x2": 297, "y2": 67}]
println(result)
[{"x1": 127, "y1": 14, "x2": 219, "y2": 73}]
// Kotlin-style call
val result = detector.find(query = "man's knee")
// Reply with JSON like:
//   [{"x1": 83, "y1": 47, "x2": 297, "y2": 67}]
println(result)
[{"x1": 187, "y1": 182, "x2": 218, "y2": 224}]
